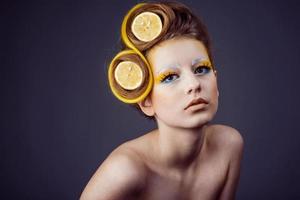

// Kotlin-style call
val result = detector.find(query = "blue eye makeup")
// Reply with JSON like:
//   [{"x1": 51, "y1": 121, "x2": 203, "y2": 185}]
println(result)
[
  {"x1": 155, "y1": 60, "x2": 213, "y2": 84},
  {"x1": 194, "y1": 66, "x2": 211, "y2": 75},
  {"x1": 193, "y1": 60, "x2": 213, "y2": 75},
  {"x1": 155, "y1": 71, "x2": 179, "y2": 84}
]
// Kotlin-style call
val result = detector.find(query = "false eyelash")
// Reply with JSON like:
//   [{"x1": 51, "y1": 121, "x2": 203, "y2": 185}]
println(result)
[
  {"x1": 157, "y1": 72, "x2": 178, "y2": 83},
  {"x1": 196, "y1": 60, "x2": 213, "y2": 69},
  {"x1": 195, "y1": 65, "x2": 212, "y2": 71}
]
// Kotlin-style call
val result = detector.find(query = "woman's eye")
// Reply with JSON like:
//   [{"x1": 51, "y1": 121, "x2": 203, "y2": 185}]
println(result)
[
  {"x1": 195, "y1": 66, "x2": 211, "y2": 75},
  {"x1": 162, "y1": 74, "x2": 179, "y2": 83}
]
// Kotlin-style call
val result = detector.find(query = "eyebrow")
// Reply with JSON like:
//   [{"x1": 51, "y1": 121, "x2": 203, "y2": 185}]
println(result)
[
  {"x1": 155, "y1": 65, "x2": 180, "y2": 76},
  {"x1": 191, "y1": 57, "x2": 207, "y2": 66},
  {"x1": 155, "y1": 57, "x2": 209, "y2": 75}
]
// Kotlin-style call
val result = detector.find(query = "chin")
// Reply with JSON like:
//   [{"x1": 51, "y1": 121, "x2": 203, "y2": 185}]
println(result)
[
  {"x1": 156, "y1": 107, "x2": 218, "y2": 129},
  {"x1": 162, "y1": 113, "x2": 212, "y2": 129},
  {"x1": 185, "y1": 116, "x2": 211, "y2": 128},
  {"x1": 185, "y1": 109, "x2": 217, "y2": 128}
]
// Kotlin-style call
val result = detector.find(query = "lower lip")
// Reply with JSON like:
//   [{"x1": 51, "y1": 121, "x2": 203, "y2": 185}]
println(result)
[{"x1": 186, "y1": 103, "x2": 207, "y2": 111}]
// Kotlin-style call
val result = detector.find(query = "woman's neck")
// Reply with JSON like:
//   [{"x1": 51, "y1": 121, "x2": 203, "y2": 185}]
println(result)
[{"x1": 154, "y1": 120, "x2": 208, "y2": 171}]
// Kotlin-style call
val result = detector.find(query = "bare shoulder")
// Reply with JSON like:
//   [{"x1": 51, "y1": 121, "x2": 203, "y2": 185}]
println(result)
[
  {"x1": 206, "y1": 125, "x2": 244, "y2": 199},
  {"x1": 206, "y1": 124, "x2": 244, "y2": 156},
  {"x1": 80, "y1": 143, "x2": 147, "y2": 200}
]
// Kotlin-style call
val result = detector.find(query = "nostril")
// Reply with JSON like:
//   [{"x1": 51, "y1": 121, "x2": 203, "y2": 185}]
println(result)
[{"x1": 186, "y1": 80, "x2": 201, "y2": 95}]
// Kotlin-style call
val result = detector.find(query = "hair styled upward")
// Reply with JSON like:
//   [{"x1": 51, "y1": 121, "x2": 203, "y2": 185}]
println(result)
[{"x1": 108, "y1": 1, "x2": 213, "y2": 120}]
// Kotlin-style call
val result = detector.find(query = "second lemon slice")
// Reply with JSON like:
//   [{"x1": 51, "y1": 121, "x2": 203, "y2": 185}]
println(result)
[
  {"x1": 114, "y1": 61, "x2": 143, "y2": 90},
  {"x1": 131, "y1": 11, "x2": 162, "y2": 42}
]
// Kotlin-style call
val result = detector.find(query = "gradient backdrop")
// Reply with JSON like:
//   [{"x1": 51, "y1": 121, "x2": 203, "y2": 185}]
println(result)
[{"x1": 1, "y1": 0, "x2": 300, "y2": 199}]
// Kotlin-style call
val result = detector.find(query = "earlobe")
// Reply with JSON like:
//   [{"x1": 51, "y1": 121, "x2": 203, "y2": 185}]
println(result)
[{"x1": 137, "y1": 96, "x2": 155, "y2": 116}]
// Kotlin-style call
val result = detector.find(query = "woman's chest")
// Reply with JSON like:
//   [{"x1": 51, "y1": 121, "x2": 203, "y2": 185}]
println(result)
[{"x1": 138, "y1": 158, "x2": 229, "y2": 200}]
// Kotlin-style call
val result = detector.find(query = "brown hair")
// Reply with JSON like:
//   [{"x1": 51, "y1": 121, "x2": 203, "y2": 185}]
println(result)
[{"x1": 117, "y1": 1, "x2": 213, "y2": 120}]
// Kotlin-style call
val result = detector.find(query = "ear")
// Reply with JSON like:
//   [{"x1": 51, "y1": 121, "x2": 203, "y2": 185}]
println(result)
[{"x1": 137, "y1": 96, "x2": 155, "y2": 116}]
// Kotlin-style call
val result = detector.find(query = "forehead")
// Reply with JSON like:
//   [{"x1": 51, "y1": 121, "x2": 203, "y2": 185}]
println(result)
[{"x1": 146, "y1": 37, "x2": 210, "y2": 73}]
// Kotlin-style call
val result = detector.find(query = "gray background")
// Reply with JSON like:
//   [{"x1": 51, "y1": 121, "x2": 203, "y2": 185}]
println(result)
[{"x1": 1, "y1": 0, "x2": 300, "y2": 199}]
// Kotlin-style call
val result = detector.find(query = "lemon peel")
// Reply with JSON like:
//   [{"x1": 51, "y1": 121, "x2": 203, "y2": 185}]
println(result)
[{"x1": 108, "y1": 4, "x2": 155, "y2": 104}]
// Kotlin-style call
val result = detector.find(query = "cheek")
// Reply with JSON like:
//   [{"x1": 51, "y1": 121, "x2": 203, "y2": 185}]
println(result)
[
  {"x1": 212, "y1": 84, "x2": 219, "y2": 99},
  {"x1": 210, "y1": 81, "x2": 219, "y2": 107},
  {"x1": 202, "y1": 79, "x2": 219, "y2": 120},
  {"x1": 151, "y1": 86, "x2": 179, "y2": 112},
  {"x1": 205, "y1": 78, "x2": 219, "y2": 102}
]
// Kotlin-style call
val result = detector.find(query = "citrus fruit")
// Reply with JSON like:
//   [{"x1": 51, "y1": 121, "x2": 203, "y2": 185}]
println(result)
[
  {"x1": 131, "y1": 11, "x2": 162, "y2": 42},
  {"x1": 114, "y1": 61, "x2": 143, "y2": 90}
]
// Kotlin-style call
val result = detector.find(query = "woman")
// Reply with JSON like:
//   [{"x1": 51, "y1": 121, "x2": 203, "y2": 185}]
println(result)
[{"x1": 81, "y1": 1, "x2": 244, "y2": 199}]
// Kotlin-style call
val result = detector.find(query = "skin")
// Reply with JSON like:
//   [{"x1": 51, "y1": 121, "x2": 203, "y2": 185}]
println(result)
[{"x1": 80, "y1": 37, "x2": 244, "y2": 200}]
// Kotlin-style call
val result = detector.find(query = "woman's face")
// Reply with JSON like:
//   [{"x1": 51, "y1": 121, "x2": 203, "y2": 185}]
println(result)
[{"x1": 144, "y1": 37, "x2": 219, "y2": 128}]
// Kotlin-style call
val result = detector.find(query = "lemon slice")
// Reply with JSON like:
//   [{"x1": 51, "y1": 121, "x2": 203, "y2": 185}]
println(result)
[
  {"x1": 131, "y1": 11, "x2": 162, "y2": 42},
  {"x1": 114, "y1": 61, "x2": 143, "y2": 90}
]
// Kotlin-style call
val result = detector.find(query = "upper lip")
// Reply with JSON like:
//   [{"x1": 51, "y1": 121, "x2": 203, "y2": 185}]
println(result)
[{"x1": 184, "y1": 97, "x2": 208, "y2": 110}]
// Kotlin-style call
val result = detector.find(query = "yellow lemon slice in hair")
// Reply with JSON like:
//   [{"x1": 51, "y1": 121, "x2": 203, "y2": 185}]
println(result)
[
  {"x1": 114, "y1": 61, "x2": 143, "y2": 90},
  {"x1": 131, "y1": 11, "x2": 162, "y2": 42}
]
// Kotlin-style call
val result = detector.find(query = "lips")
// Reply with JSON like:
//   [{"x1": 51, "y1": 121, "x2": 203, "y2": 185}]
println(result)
[{"x1": 184, "y1": 97, "x2": 208, "y2": 110}]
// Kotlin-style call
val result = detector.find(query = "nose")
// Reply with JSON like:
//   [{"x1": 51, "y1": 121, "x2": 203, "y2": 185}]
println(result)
[{"x1": 185, "y1": 75, "x2": 201, "y2": 95}]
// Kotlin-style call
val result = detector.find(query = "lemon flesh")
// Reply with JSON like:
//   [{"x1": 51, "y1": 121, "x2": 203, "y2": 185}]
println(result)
[
  {"x1": 131, "y1": 12, "x2": 162, "y2": 42},
  {"x1": 114, "y1": 61, "x2": 143, "y2": 90}
]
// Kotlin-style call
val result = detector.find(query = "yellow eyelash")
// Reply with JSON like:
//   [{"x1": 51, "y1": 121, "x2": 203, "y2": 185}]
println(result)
[
  {"x1": 196, "y1": 60, "x2": 213, "y2": 69},
  {"x1": 155, "y1": 71, "x2": 177, "y2": 84}
]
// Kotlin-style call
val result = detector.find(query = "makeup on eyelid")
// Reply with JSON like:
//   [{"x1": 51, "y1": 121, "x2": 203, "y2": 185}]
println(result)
[
  {"x1": 155, "y1": 69, "x2": 178, "y2": 83},
  {"x1": 154, "y1": 59, "x2": 213, "y2": 84}
]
